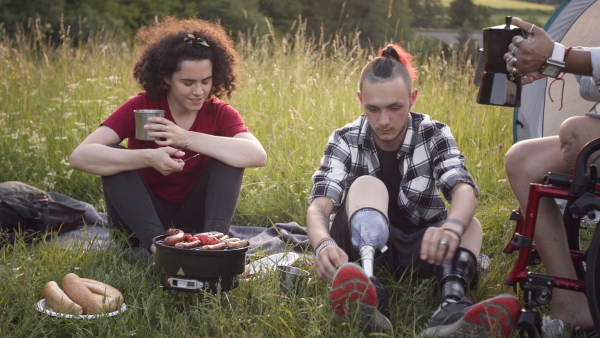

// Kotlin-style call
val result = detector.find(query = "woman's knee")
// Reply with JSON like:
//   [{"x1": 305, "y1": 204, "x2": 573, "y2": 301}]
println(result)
[{"x1": 208, "y1": 158, "x2": 244, "y2": 178}]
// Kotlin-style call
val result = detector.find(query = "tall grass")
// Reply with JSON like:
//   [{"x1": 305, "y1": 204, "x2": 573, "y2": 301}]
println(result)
[{"x1": 0, "y1": 18, "x2": 583, "y2": 337}]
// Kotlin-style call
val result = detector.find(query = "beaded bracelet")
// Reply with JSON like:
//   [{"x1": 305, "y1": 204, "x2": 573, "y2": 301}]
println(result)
[{"x1": 314, "y1": 238, "x2": 337, "y2": 257}]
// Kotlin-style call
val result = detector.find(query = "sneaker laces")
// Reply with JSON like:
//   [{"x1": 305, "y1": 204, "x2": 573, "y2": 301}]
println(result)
[{"x1": 430, "y1": 298, "x2": 459, "y2": 318}]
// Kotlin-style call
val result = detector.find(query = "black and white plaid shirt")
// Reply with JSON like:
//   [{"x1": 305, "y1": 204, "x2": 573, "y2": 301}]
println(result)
[{"x1": 309, "y1": 112, "x2": 479, "y2": 229}]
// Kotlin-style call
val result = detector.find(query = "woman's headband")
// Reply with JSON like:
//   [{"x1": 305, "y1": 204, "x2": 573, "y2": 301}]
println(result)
[{"x1": 182, "y1": 33, "x2": 210, "y2": 47}]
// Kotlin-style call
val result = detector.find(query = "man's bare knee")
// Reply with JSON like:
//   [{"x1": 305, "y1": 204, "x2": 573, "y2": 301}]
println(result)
[{"x1": 559, "y1": 116, "x2": 600, "y2": 170}]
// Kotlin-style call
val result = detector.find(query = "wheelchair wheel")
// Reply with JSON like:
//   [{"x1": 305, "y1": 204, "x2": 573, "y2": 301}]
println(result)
[
  {"x1": 586, "y1": 223, "x2": 600, "y2": 331},
  {"x1": 564, "y1": 200, "x2": 598, "y2": 280}
]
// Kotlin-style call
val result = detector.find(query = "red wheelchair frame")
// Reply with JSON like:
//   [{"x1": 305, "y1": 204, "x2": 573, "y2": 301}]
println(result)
[{"x1": 503, "y1": 138, "x2": 600, "y2": 337}]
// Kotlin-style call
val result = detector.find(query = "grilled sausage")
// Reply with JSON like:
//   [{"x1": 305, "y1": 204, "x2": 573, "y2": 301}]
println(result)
[{"x1": 163, "y1": 229, "x2": 185, "y2": 246}]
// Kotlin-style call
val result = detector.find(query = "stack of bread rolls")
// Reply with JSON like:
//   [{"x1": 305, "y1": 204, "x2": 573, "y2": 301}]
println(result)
[{"x1": 43, "y1": 273, "x2": 124, "y2": 315}]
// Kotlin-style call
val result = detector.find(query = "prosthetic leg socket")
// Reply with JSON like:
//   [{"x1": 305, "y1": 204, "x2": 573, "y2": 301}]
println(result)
[{"x1": 350, "y1": 208, "x2": 389, "y2": 278}]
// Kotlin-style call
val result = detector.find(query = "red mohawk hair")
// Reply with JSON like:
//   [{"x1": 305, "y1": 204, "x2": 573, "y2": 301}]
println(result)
[{"x1": 378, "y1": 44, "x2": 418, "y2": 82}]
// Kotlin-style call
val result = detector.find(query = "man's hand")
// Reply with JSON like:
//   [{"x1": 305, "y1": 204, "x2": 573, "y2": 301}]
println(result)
[
  {"x1": 504, "y1": 17, "x2": 554, "y2": 74},
  {"x1": 420, "y1": 225, "x2": 459, "y2": 265},
  {"x1": 314, "y1": 245, "x2": 348, "y2": 282}
]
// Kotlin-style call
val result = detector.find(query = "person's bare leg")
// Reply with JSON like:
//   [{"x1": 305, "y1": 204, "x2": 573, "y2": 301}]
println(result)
[
  {"x1": 505, "y1": 136, "x2": 594, "y2": 330},
  {"x1": 459, "y1": 218, "x2": 482, "y2": 258},
  {"x1": 559, "y1": 116, "x2": 600, "y2": 172}
]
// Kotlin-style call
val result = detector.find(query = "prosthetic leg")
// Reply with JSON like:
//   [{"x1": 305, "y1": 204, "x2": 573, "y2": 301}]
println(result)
[
  {"x1": 350, "y1": 208, "x2": 389, "y2": 277},
  {"x1": 344, "y1": 176, "x2": 392, "y2": 321},
  {"x1": 345, "y1": 176, "x2": 390, "y2": 278},
  {"x1": 436, "y1": 248, "x2": 478, "y2": 301}
]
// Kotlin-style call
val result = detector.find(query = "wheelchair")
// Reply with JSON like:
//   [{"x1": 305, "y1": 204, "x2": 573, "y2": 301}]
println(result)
[{"x1": 503, "y1": 138, "x2": 600, "y2": 337}]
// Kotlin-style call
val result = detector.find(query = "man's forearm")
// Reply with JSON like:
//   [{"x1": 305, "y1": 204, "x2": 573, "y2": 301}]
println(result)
[{"x1": 306, "y1": 207, "x2": 333, "y2": 247}]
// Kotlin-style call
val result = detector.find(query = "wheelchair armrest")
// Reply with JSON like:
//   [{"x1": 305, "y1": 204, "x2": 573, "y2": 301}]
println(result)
[{"x1": 543, "y1": 173, "x2": 572, "y2": 188}]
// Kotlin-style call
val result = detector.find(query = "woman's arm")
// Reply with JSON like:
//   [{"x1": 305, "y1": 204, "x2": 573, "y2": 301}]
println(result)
[
  {"x1": 181, "y1": 131, "x2": 267, "y2": 168},
  {"x1": 149, "y1": 117, "x2": 267, "y2": 168},
  {"x1": 69, "y1": 125, "x2": 185, "y2": 176}
]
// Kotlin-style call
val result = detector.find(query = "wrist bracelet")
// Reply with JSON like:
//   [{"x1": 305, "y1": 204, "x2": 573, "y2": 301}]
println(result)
[
  {"x1": 445, "y1": 218, "x2": 467, "y2": 234},
  {"x1": 313, "y1": 237, "x2": 334, "y2": 252},
  {"x1": 315, "y1": 239, "x2": 337, "y2": 257},
  {"x1": 443, "y1": 228, "x2": 462, "y2": 246}
]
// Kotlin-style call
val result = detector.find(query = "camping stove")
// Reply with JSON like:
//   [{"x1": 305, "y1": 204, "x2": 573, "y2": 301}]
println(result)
[{"x1": 153, "y1": 234, "x2": 248, "y2": 293}]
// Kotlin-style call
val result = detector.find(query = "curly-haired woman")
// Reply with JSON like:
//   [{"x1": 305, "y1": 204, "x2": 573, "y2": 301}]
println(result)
[{"x1": 70, "y1": 17, "x2": 267, "y2": 259}]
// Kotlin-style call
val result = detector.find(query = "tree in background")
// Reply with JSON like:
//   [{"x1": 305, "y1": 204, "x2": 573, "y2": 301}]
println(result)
[
  {"x1": 360, "y1": 0, "x2": 414, "y2": 46},
  {"x1": 447, "y1": 0, "x2": 490, "y2": 29},
  {"x1": 294, "y1": 0, "x2": 414, "y2": 47},
  {"x1": 259, "y1": 0, "x2": 303, "y2": 33},
  {"x1": 1, "y1": 0, "x2": 417, "y2": 48},
  {"x1": 448, "y1": 0, "x2": 489, "y2": 66},
  {"x1": 408, "y1": 0, "x2": 446, "y2": 29}
]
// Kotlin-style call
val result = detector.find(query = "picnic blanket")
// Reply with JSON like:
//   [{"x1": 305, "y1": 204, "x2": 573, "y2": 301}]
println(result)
[
  {"x1": 56, "y1": 217, "x2": 312, "y2": 257},
  {"x1": 229, "y1": 222, "x2": 311, "y2": 256}
]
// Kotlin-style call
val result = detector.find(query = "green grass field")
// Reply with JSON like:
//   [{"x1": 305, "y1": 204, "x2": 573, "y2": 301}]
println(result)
[{"x1": 0, "y1": 15, "x2": 591, "y2": 338}]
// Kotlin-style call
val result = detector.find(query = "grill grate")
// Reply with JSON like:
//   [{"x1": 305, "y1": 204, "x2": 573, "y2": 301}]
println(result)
[{"x1": 155, "y1": 239, "x2": 247, "y2": 252}]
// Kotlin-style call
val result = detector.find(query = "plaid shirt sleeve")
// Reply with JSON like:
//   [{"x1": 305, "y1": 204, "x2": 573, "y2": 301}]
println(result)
[
  {"x1": 428, "y1": 122, "x2": 479, "y2": 202},
  {"x1": 308, "y1": 130, "x2": 352, "y2": 207}
]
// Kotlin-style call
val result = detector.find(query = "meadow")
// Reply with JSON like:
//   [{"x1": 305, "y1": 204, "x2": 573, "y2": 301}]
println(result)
[{"x1": 0, "y1": 17, "x2": 585, "y2": 337}]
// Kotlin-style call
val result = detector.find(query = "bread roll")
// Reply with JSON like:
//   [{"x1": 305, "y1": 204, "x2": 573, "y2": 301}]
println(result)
[
  {"x1": 80, "y1": 278, "x2": 125, "y2": 307},
  {"x1": 43, "y1": 281, "x2": 83, "y2": 315}
]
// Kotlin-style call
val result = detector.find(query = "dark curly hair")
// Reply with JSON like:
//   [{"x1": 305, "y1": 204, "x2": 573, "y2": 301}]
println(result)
[{"x1": 133, "y1": 17, "x2": 240, "y2": 99}]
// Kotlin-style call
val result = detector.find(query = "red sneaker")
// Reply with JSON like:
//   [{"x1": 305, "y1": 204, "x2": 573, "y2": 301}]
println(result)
[
  {"x1": 419, "y1": 294, "x2": 521, "y2": 337},
  {"x1": 330, "y1": 263, "x2": 391, "y2": 331}
]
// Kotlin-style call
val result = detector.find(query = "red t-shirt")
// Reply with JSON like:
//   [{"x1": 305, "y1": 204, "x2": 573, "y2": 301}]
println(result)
[{"x1": 102, "y1": 93, "x2": 250, "y2": 204}]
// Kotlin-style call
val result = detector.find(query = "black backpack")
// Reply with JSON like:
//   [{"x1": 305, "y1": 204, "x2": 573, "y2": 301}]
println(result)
[{"x1": 0, "y1": 181, "x2": 88, "y2": 243}]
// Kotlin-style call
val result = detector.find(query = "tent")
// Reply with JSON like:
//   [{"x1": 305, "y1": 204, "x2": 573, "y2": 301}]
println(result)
[{"x1": 513, "y1": 0, "x2": 600, "y2": 143}]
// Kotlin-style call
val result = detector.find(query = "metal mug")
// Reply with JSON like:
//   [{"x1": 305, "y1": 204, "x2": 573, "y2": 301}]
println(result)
[
  {"x1": 277, "y1": 265, "x2": 309, "y2": 295},
  {"x1": 135, "y1": 109, "x2": 165, "y2": 141}
]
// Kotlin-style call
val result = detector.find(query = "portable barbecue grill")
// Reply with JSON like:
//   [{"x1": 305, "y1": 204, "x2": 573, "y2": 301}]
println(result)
[{"x1": 153, "y1": 234, "x2": 249, "y2": 293}]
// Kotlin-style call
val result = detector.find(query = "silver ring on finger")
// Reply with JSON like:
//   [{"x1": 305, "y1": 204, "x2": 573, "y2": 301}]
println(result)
[
  {"x1": 511, "y1": 46, "x2": 518, "y2": 55},
  {"x1": 165, "y1": 126, "x2": 169, "y2": 131},
  {"x1": 515, "y1": 37, "x2": 524, "y2": 46},
  {"x1": 527, "y1": 24, "x2": 535, "y2": 34},
  {"x1": 510, "y1": 66, "x2": 518, "y2": 75},
  {"x1": 439, "y1": 239, "x2": 448, "y2": 246}
]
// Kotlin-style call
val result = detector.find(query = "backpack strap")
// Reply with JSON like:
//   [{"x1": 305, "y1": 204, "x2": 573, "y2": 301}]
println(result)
[{"x1": 38, "y1": 196, "x2": 51, "y2": 232}]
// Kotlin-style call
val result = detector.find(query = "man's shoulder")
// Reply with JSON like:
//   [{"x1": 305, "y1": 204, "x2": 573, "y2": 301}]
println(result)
[
  {"x1": 411, "y1": 112, "x2": 449, "y2": 131},
  {"x1": 331, "y1": 115, "x2": 366, "y2": 137}
]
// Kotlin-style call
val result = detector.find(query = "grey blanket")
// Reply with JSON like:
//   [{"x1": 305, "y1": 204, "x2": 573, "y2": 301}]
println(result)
[
  {"x1": 56, "y1": 219, "x2": 311, "y2": 257},
  {"x1": 229, "y1": 222, "x2": 311, "y2": 257}
]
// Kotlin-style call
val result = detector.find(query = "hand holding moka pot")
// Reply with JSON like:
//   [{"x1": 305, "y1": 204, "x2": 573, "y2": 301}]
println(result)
[{"x1": 475, "y1": 16, "x2": 527, "y2": 107}]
